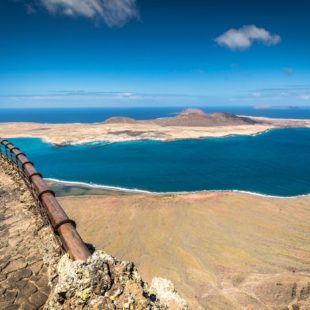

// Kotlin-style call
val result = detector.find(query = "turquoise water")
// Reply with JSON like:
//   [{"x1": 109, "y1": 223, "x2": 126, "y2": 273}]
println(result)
[
  {"x1": 7, "y1": 128, "x2": 310, "y2": 197},
  {"x1": 1, "y1": 107, "x2": 310, "y2": 123}
]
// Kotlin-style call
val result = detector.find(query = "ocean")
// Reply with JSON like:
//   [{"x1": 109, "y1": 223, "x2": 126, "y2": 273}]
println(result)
[
  {"x1": 7, "y1": 128, "x2": 310, "y2": 197},
  {"x1": 1, "y1": 107, "x2": 310, "y2": 123}
]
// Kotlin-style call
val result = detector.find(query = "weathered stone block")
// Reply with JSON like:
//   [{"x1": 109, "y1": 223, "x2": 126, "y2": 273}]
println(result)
[
  {"x1": 29, "y1": 291, "x2": 48, "y2": 308},
  {"x1": 3, "y1": 259, "x2": 27, "y2": 275}
]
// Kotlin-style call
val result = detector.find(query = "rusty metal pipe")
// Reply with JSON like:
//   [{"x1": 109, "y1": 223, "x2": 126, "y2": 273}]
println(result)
[
  {"x1": 0, "y1": 138, "x2": 91, "y2": 261},
  {"x1": 11, "y1": 148, "x2": 24, "y2": 156},
  {"x1": 12, "y1": 149, "x2": 26, "y2": 165},
  {"x1": 2, "y1": 140, "x2": 9, "y2": 146},
  {"x1": 31, "y1": 174, "x2": 55, "y2": 198},
  {"x1": 40, "y1": 191, "x2": 70, "y2": 228},
  {"x1": 5, "y1": 143, "x2": 14, "y2": 161},
  {"x1": 23, "y1": 163, "x2": 42, "y2": 180},
  {"x1": 16, "y1": 153, "x2": 31, "y2": 162},
  {"x1": 9, "y1": 147, "x2": 20, "y2": 153},
  {"x1": 58, "y1": 223, "x2": 91, "y2": 261},
  {"x1": 8, "y1": 147, "x2": 20, "y2": 163},
  {"x1": 16, "y1": 154, "x2": 34, "y2": 168},
  {"x1": 6, "y1": 144, "x2": 15, "y2": 151},
  {"x1": 39, "y1": 190, "x2": 91, "y2": 260}
]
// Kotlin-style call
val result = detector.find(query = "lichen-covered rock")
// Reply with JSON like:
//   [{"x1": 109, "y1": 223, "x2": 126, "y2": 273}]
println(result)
[
  {"x1": 150, "y1": 278, "x2": 188, "y2": 310},
  {"x1": 45, "y1": 251, "x2": 188, "y2": 309}
]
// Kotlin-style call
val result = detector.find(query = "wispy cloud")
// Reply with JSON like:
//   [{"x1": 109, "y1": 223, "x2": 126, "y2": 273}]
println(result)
[
  {"x1": 0, "y1": 91, "x2": 209, "y2": 108},
  {"x1": 226, "y1": 85, "x2": 310, "y2": 106},
  {"x1": 39, "y1": 0, "x2": 139, "y2": 27},
  {"x1": 215, "y1": 25, "x2": 281, "y2": 50},
  {"x1": 250, "y1": 92, "x2": 262, "y2": 97},
  {"x1": 300, "y1": 94, "x2": 310, "y2": 100},
  {"x1": 255, "y1": 85, "x2": 310, "y2": 94},
  {"x1": 48, "y1": 90, "x2": 136, "y2": 97}
]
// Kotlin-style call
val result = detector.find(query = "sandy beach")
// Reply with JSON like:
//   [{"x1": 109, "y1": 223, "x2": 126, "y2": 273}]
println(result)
[{"x1": 57, "y1": 188, "x2": 310, "y2": 309}]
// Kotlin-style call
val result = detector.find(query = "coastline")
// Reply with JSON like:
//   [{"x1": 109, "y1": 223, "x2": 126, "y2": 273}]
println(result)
[
  {"x1": 0, "y1": 122, "x2": 275, "y2": 146},
  {"x1": 2, "y1": 111, "x2": 309, "y2": 308},
  {"x1": 46, "y1": 177, "x2": 310, "y2": 199},
  {"x1": 4, "y1": 125, "x2": 310, "y2": 198},
  {"x1": 1, "y1": 112, "x2": 310, "y2": 146}
]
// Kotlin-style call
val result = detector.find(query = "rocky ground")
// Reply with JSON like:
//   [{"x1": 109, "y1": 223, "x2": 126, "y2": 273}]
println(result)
[
  {"x1": 0, "y1": 158, "x2": 58, "y2": 309},
  {"x1": 46, "y1": 251, "x2": 188, "y2": 310},
  {"x1": 0, "y1": 157, "x2": 188, "y2": 309}
]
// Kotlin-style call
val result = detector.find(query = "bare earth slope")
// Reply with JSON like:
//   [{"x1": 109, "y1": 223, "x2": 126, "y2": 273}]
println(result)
[
  {"x1": 152, "y1": 109, "x2": 259, "y2": 126},
  {"x1": 1, "y1": 109, "x2": 310, "y2": 145},
  {"x1": 59, "y1": 191, "x2": 310, "y2": 310},
  {"x1": 0, "y1": 161, "x2": 188, "y2": 309}
]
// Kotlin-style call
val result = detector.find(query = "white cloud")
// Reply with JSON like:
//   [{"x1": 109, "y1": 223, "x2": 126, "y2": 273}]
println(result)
[
  {"x1": 215, "y1": 25, "x2": 281, "y2": 50},
  {"x1": 40, "y1": 0, "x2": 139, "y2": 27},
  {"x1": 250, "y1": 92, "x2": 262, "y2": 97},
  {"x1": 300, "y1": 94, "x2": 310, "y2": 100}
]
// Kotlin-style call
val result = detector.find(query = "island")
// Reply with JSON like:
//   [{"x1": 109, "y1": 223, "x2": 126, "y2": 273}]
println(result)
[{"x1": 1, "y1": 108, "x2": 310, "y2": 145}]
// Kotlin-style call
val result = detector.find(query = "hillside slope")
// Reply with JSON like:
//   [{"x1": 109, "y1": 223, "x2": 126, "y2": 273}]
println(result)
[
  {"x1": 153, "y1": 109, "x2": 258, "y2": 127},
  {"x1": 60, "y1": 191, "x2": 310, "y2": 309}
]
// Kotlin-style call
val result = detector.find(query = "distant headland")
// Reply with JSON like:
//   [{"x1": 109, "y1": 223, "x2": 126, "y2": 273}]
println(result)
[{"x1": 1, "y1": 108, "x2": 310, "y2": 146}]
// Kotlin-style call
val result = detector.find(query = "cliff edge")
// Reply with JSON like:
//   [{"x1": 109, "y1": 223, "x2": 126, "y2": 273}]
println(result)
[{"x1": 0, "y1": 157, "x2": 188, "y2": 309}]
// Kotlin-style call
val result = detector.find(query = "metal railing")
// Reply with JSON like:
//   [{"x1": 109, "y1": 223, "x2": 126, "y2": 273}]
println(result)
[{"x1": 0, "y1": 138, "x2": 91, "y2": 261}]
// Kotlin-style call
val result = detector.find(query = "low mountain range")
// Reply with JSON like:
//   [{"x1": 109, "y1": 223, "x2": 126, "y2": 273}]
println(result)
[{"x1": 103, "y1": 108, "x2": 259, "y2": 127}]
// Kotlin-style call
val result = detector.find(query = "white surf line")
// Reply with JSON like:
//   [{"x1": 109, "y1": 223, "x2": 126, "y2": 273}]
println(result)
[
  {"x1": 45, "y1": 178, "x2": 152, "y2": 194},
  {"x1": 45, "y1": 178, "x2": 310, "y2": 199}
]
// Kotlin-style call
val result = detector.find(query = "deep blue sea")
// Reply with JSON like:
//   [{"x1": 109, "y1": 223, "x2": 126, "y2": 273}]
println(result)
[
  {"x1": 7, "y1": 128, "x2": 310, "y2": 197},
  {"x1": 1, "y1": 107, "x2": 310, "y2": 123}
]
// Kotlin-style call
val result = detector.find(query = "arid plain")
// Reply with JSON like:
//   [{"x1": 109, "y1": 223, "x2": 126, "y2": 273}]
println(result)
[{"x1": 57, "y1": 189, "x2": 310, "y2": 309}]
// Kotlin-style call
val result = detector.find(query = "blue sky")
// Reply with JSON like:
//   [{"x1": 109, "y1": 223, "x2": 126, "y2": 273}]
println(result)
[{"x1": 1, "y1": 0, "x2": 310, "y2": 108}]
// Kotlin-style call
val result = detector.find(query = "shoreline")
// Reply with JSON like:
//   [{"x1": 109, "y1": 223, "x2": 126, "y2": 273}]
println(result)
[
  {"x1": 1, "y1": 111, "x2": 310, "y2": 146},
  {"x1": 46, "y1": 177, "x2": 310, "y2": 199},
  {"x1": 3, "y1": 126, "x2": 274, "y2": 147},
  {"x1": 4, "y1": 126, "x2": 310, "y2": 148},
  {"x1": 0, "y1": 123, "x2": 275, "y2": 146}
]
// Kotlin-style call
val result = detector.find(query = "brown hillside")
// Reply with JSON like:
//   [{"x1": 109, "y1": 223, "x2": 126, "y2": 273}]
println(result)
[
  {"x1": 103, "y1": 116, "x2": 137, "y2": 124},
  {"x1": 60, "y1": 191, "x2": 310, "y2": 310},
  {"x1": 154, "y1": 109, "x2": 259, "y2": 127}
]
